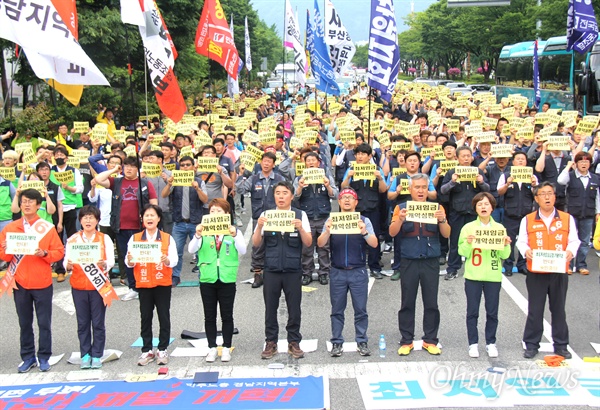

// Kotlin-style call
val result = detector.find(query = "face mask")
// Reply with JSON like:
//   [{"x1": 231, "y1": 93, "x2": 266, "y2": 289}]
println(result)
[{"x1": 55, "y1": 158, "x2": 65, "y2": 166}]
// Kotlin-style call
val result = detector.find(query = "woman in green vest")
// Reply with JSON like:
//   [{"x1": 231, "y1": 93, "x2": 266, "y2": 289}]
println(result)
[
  {"x1": 11, "y1": 171, "x2": 56, "y2": 223},
  {"x1": 188, "y1": 198, "x2": 246, "y2": 363}
]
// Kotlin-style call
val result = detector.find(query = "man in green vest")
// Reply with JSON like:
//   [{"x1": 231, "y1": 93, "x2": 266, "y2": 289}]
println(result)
[{"x1": 49, "y1": 145, "x2": 83, "y2": 282}]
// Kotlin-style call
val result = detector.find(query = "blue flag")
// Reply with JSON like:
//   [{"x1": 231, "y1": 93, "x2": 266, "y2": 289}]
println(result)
[
  {"x1": 566, "y1": 0, "x2": 598, "y2": 54},
  {"x1": 533, "y1": 40, "x2": 541, "y2": 109},
  {"x1": 367, "y1": 0, "x2": 400, "y2": 102},
  {"x1": 306, "y1": 0, "x2": 340, "y2": 96}
]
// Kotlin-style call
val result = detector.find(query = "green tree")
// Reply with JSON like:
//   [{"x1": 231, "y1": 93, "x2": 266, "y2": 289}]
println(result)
[{"x1": 352, "y1": 44, "x2": 368, "y2": 68}]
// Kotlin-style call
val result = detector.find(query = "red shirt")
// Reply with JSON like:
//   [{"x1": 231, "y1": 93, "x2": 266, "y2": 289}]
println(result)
[{"x1": 109, "y1": 177, "x2": 157, "y2": 230}]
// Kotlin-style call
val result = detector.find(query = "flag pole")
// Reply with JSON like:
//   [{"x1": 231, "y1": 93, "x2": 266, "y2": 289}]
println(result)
[
  {"x1": 282, "y1": 3, "x2": 286, "y2": 90},
  {"x1": 367, "y1": 87, "x2": 372, "y2": 145},
  {"x1": 144, "y1": 53, "x2": 148, "y2": 125},
  {"x1": 125, "y1": 26, "x2": 135, "y2": 128}
]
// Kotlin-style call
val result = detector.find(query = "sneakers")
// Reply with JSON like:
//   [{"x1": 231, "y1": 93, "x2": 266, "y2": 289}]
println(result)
[
  {"x1": 486, "y1": 344, "x2": 498, "y2": 358},
  {"x1": 301, "y1": 275, "x2": 312, "y2": 286},
  {"x1": 422, "y1": 342, "x2": 441, "y2": 355},
  {"x1": 370, "y1": 270, "x2": 383, "y2": 279},
  {"x1": 156, "y1": 350, "x2": 169, "y2": 365},
  {"x1": 468, "y1": 344, "x2": 479, "y2": 358},
  {"x1": 523, "y1": 348, "x2": 538, "y2": 359},
  {"x1": 221, "y1": 347, "x2": 232, "y2": 362},
  {"x1": 383, "y1": 243, "x2": 393, "y2": 253},
  {"x1": 171, "y1": 276, "x2": 180, "y2": 287},
  {"x1": 390, "y1": 270, "x2": 401, "y2": 281},
  {"x1": 318, "y1": 275, "x2": 328, "y2": 285},
  {"x1": 356, "y1": 342, "x2": 371, "y2": 356},
  {"x1": 398, "y1": 343, "x2": 414, "y2": 356},
  {"x1": 251, "y1": 271, "x2": 263, "y2": 288},
  {"x1": 235, "y1": 219, "x2": 243, "y2": 227},
  {"x1": 206, "y1": 347, "x2": 218, "y2": 362},
  {"x1": 191, "y1": 266, "x2": 199, "y2": 274},
  {"x1": 444, "y1": 271, "x2": 458, "y2": 281},
  {"x1": 56, "y1": 273, "x2": 66, "y2": 283},
  {"x1": 261, "y1": 341, "x2": 278, "y2": 359},
  {"x1": 330, "y1": 343, "x2": 343, "y2": 357},
  {"x1": 288, "y1": 341, "x2": 305, "y2": 359},
  {"x1": 137, "y1": 351, "x2": 155, "y2": 366},
  {"x1": 80, "y1": 354, "x2": 91, "y2": 369},
  {"x1": 91, "y1": 357, "x2": 102, "y2": 369},
  {"x1": 511, "y1": 267, "x2": 518, "y2": 274},
  {"x1": 18, "y1": 357, "x2": 37, "y2": 373},
  {"x1": 38, "y1": 358, "x2": 50, "y2": 372},
  {"x1": 578, "y1": 268, "x2": 590, "y2": 275},
  {"x1": 121, "y1": 289, "x2": 139, "y2": 301},
  {"x1": 439, "y1": 256, "x2": 447, "y2": 266}
]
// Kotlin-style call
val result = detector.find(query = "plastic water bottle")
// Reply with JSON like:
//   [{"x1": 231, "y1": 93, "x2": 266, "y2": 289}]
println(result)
[{"x1": 379, "y1": 334, "x2": 386, "y2": 358}]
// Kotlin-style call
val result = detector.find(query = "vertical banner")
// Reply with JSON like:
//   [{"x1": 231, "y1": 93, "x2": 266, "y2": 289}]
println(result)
[
  {"x1": 284, "y1": 0, "x2": 307, "y2": 86},
  {"x1": 245, "y1": 16, "x2": 252, "y2": 71},
  {"x1": 567, "y1": 0, "x2": 599, "y2": 54},
  {"x1": 227, "y1": 16, "x2": 240, "y2": 96},
  {"x1": 306, "y1": 0, "x2": 340, "y2": 95},
  {"x1": 324, "y1": 0, "x2": 356, "y2": 77},
  {"x1": 367, "y1": 0, "x2": 400, "y2": 102},
  {"x1": 533, "y1": 40, "x2": 541, "y2": 109}
]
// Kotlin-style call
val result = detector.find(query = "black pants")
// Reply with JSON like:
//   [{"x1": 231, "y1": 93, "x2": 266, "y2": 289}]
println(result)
[
  {"x1": 14, "y1": 283, "x2": 53, "y2": 361},
  {"x1": 115, "y1": 229, "x2": 137, "y2": 287},
  {"x1": 100, "y1": 225, "x2": 122, "y2": 277},
  {"x1": 398, "y1": 258, "x2": 440, "y2": 345},
  {"x1": 465, "y1": 279, "x2": 501, "y2": 345},
  {"x1": 523, "y1": 272, "x2": 569, "y2": 350},
  {"x1": 139, "y1": 286, "x2": 172, "y2": 352},
  {"x1": 72, "y1": 289, "x2": 106, "y2": 358},
  {"x1": 54, "y1": 208, "x2": 79, "y2": 274},
  {"x1": 263, "y1": 270, "x2": 302, "y2": 343},
  {"x1": 502, "y1": 215, "x2": 527, "y2": 272},
  {"x1": 447, "y1": 212, "x2": 476, "y2": 273},
  {"x1": 200, "y1": 281, "x2": 236, "y2": 348},
  {"x1": 251, "y1": 218, "x2": 266, "y2": 271},
  {"x1": 361, "y1": 209, "x2": 381, "y2": 271}
]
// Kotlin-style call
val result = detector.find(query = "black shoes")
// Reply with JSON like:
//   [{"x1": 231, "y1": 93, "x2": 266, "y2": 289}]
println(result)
[
  {"x1": 523, "y1": 348, "x2": 538, "y2": 359},
  {"x1": 302, "y1": 275, "x2": 312, "y2": 286},
  {"x1": 252, "y1": 271, "x2": 263, "y2": 288},
  {"x1": 370, "y1": 270, "x2": 383, "y2": 279},
  {"x1": 318, "y1": 275, "x2": 328, "y2": 285},
  {"x1": 554, "y1": 348, "x2": 572, "y2": 359},
  {"x1": 357, "y1": 342, "x2": 371, "y2": 356},
  {"x1": 444, "y1": 271, "x2": 458, "y2": 281},
  {"x1": 330, "y1": 343, "x2": 343, "y2": 357}
]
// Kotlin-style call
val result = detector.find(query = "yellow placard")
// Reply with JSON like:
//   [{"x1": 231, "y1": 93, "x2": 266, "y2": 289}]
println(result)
[
  {"x1": 406, "y1": 201, "x2": 438, "y2": 224},
  {"x1": 534, "y1": 113, "x2": 550, "y2": 125},
  {"x1": 194, "y1": 134, "x2": 213, "y2": 148},
  {"x1": 243, "y1": 130, "x2": 259, "y2": 143},
  {"x1": 21, "y1": 148, "x2": 36, "y2": 165},
  {"x1": 66, "y1": 157, "x2": 80, "y2": 168},
  {"x1": 73, "y1": 121, "x2": 89, "y2": 133},
  {"x1": 475, "y1": 131, "x2": 497, "y2": 143},
  {"x1": 295, "y1": 161, "x2": 306, "y2": 176},
  {"x1": 444, "y1": 119, "x2": 460, "y2": 132},
  {"x1": 403, "y1": 125, "x2": 420, "y2": 138},
  {"x1": 516, "y1": 126, "x2": 534, "y2": 140},
  {"x1": 180, "y1": 146, "x2": 194, "y2": 159},
  {"x1": 196, "y1": 157, "x2": 218, "y2": 173},
  {"x1": 245, "y1": 144, "x2": 264, "y2": 161},
  {"x1": 392, "y1": 167, "x2": 407, "y2": 176},
  {"x1": 201, "y1": 214, "x2": 231, "y2": 236},
  {"x1": 264, "y1": 210, "x2": 295, "y2": 233},
  {"x1": 454, "y1": 108, "x2": 469, "y2": 117},
  {"x1": 491, "y1": 144, "x2": 513, "y2": 158},
  {"x1": 123, "y1": 146, "x2": 136, "y2": 157},
  {"x1": 53, "y1": 170, "x2": 75, "y2": 184},
  {"x1": 20, "y1": 180, "x2": 45, "y2": 194},
  {"x1": 574, "y1": 117, "x2": 599, "y2": 135},
  {"x1": 259, "y1": 131, "x2": 277, "y2": 146},
  {"x1": 391, "y1": 142, "x2": 411, "y2": 152},
  {"x1": 421, "y1": 145, "x2": 443, "y2": 158},
  {"x1": 473, "y1": 227, "x2": 507, "y2": 250},
  {"x1": 439, "y1": 160, "x2": 458, "y2": 175},
  {"x1": 561, "y1": 111, "x2": 578, "y2": 128},
  {"x1": 510, "y1": 166, "x2": 533, "y2": 183},
  {"x1": 329, "y1": 212, "x2": 361, "y2": 234},
  {"x1": 38, "y1": 137, "x2": 56, "y2": 147},
  {"x1": 91, "y1": 124, "x2": 108, "y2": 143},
  {"x1": 239, "y1": 151, "x2": 256, "y2": 171},
  {"x1": 171, "y1": 170, "x2": 194, "y2": 187},
  {"x1": 17, "y1": 163, "x2": 33, "y2": 175},
  {"x1": 378, "y1": 133, "x2": 391, "y2": 149},
  {"x1": 302, "y1": 168, "x2": 325, "y2": 185},
  {"x1": 352, "y1": 164, "x2": 376, "y2": 181},
  {"x1": 71, "y1": 150, "x2": 90, "y2": 163},
  {"x1": 339, "y1": 130, "x2": 356, "y2": 144},
  {"x1": 482, "y1": 117, "x2": 499, "y2": 130},
  {"x1": 455, "y1": 166, "x2": 478, "y2": 182},
  {"x1": 289, "y1": 136, "x2": 305, "y2": 150},
  {"x1": 14, "y1": 142, "x2": 33, "y2": 154},
  {"x1": 142, "y1": 163, "x2": 162, "y2": 178},
  {"x1": 164, "y1": 163, "x2": 176, "y2": 172},
  {"x1": 546, "y1": 135, "x2": 570, "y2": 151}
]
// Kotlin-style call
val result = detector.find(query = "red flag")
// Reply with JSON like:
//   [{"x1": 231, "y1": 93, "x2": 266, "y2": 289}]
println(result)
[
  {"x1": 51, "y1": 0, "x2": 78, "y2": 40},
  {"x1": 195, "y1": 0, "x2": 240, "y2": 80}
]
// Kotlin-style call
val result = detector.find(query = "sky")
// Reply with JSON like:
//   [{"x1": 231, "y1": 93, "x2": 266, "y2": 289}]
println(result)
[{"x1": 251, "y1": 0, "x2": 437, "y2": 43}]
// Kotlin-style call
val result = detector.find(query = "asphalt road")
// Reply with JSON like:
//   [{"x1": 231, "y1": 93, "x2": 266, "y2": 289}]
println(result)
[{"x1": 0, "y1": 207, "x2": 599, "y2": 410}]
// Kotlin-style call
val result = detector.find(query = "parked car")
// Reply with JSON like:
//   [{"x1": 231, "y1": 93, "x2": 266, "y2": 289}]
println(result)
[{"x1": 469, "y1": 84, "x2": 492, "y2": 91}]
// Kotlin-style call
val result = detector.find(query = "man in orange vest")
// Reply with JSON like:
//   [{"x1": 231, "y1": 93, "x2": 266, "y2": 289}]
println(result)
[{"x1": 516, "y1": 181, "x2": 580, "y2": 360}]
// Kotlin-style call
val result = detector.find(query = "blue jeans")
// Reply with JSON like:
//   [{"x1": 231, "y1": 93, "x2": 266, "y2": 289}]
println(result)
[
  {"x1": 172, "y1": 222, "x2": 197, "y2": 278},
  {"x1": 115, "y1": 229, "x2": 137, "y2": 289},
  {"x1": 574, "y1": 217, "x2": 593, "y2": 270},
  {"x1": 329, "y1": 267, "x2": 369, "y2": 344}
]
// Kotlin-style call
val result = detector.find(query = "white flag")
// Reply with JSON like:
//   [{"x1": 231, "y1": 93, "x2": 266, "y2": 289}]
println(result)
[
  {"x1": 284, "y1": 0, "x2": 306, "y2": 86},
  {"x1": 0, "y1": 0, "x2": 108, "y2": 85},
  {"x1": 228, "y1": 16, "x2": 240, "y2": 96},
  {"x1": 245, "y1": 16, "x2": 252, "y2": 72},
  {"x1": 324, "y1": 0, "x2": 356, "y2": 77}
]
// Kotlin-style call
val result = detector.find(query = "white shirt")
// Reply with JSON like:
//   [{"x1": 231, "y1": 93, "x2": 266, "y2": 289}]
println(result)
[
  {"x1": 556, "y1": 167, "x2": 600, "y2": 214},
  {"x1": 63, "y1": 231, "x2": 115, "y2": 272},
  {"x1": 188, "y1": 229, "x2": 247, "y2": 255},
  {"x1": 255, "y1": 207, "x2": 311, "y2": 236},
  {"x1": 88, "y1": 186, "x2": 112, "y2": 227},
  {"x1": 516, "y1": 209, "x2": 581, "y2": 258},
  {"x1": 53, "y1": 164, "x2": 84, "y2": 212},
  {"x1": 125, "y1": 230, "x2": 178, "y2": 268}
]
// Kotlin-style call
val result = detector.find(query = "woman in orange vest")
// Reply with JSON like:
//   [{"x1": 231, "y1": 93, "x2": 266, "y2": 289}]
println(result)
[
  {"x1": 65, "y1": 206, "x2": 117, "y2": 370},
  {"x1": 126, "y1": 204, "x2": 178, "y2": 367}
]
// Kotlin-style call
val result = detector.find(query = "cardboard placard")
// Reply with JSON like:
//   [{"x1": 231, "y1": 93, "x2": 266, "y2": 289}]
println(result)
[
  {"x1": 444, "y1": 119, "x2": 460, "y2": 132},
  {"x1": 239, "y1": 151, "x2": 256, "y2": 171},
  {"x1": 482, "y1": 117, "x2": 499, "y2": 130},
  {"x1": 391, "y1": 167, "x2": 407, "y2": 176},
  {"x1": 67, "y1": 243, "x2": 101, "y2": 264},
  {"x1": 20, "y1": 148, "x2": 36, "y2": 165},
  {"x1": 352, "y1": 164, "x2": 376, "y2": 181},
  {"x1": 38, "y1": 137, "x2": 56, "y2": 147},
  {"x1": 295, "y1": 161, "x2": 305, "y2": 176},
  {"x1": 420, "y1": 145, "x2": 443, "y2": 158},
  {"x1": 391, "y1": 142, "x2": 411, "y2": 152},
  {"x1": 71, "y1": 150, "x2": 90, "y2": 163},
  {"x1": 201, "y1": 214, "x2": 231, "y2": 236},
  {"x1": 243, "y1": 130, "x2": 259, "y2": 143},
  {"x1": 66, "y1": 157, "x2": 80, "y2": 169},
  {"x1": 130, "y1": 242, "x2": 161, "y2": 264},
  {"x1": 196, "y1": 157, "x2": 218, "y2": 173},
  {"x1": 531, "y1": 250, "x2": 567, "y2": 273},
  {"x1": 14, "y1": 142, "x2": 33, "y2": 154},
  {"x1": 91, "y1": 124, "x2": 108, "y2": 143},
  {"x1": 142, "y1": 163, "x2": 162, "y2": 178},
  {"x1": 546, "y1": 135, "x2": 570, "y2": 151},
  {"x1": 405, "y1": 201, "x2": 438, "y2": 225},
  {"x1": 164, "y1": 163, "x2": 176, "y2": 172},
  {"x1": 54, "y1": 170, "x2": 75, "y2": 184},
  {"x1": 454, "y1": 166, "x2": 478, "y2": 182},
  {"x1": 439, "y1": 160, "x2": 458, "y2": 175},
  {"x1": 171, "y1": 170, "x2": 194, "y2": 187},
  {"x1": 6, "y1": 233, "x2": 38, "y2": 255},
  {"x1": 259, "y1": 131, "x2": 277, "y2": 146},
  {"x1": 475, "y1": 131, "x2": 497, "y2": 143},
  {"x1": 20, "y1": 180, "x2": 45, "y2": 194},
  {"x1": 302, "y1": 167, "x2": 325, "y2": 185},
  {"x1": 510, "y1": 166, "x2": 533, "y2": 183},
  {"x1": 516, "y1": 126, "x2": 534, "y2": 140},
  {"x1": 123, "y1": 146, "x2": 136, "y2": 157},
  {"x1": 73, "y1": 121, "x2": 89, "y2": 133},
  {"x1": 473, "y1": 227, "x2": 507, "y2": 250},
  {"x1": 574, "y1": 116, "x2": 599, "y2": 135},
  {"x1": 491, "y1": 144, "x2": 513, "y2": 158},
  {"x1": 329, "y1": 212, "x2": 361, "y2": 234},
  {"x1": 180, "y1": 146, "x2": 194, "y2": 159},
  {"x1": 245, "y1": 144, "x2": 263, "y2": 161},
  {"x1": 339, "y1": 130, "x2": 356, "y2": 144},
  {"x1": 378, "y1": 133, "x2": 391, "y2": 148},
  {"x1": 264, "y1": 210, "x2": 295, "y2": 233}
]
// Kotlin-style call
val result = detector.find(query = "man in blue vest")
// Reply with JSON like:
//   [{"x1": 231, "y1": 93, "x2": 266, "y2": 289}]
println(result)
[
  {"x1": 252, "y1": 181, "x2": 312, "y2": 360},
  {"x1": 294, "y1": 152, "x2": 338, "y2": 285},
  {"x1": 317, "y1": 188, "x2": 378, "y2": 357}
]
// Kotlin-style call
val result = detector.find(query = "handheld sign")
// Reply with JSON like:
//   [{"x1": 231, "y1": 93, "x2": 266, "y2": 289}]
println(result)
[
  {"x1": 482, "y1": 117, "x2": 499, "y2": 130},
  {"x1": 378, "y1": 133, "x2": 391, "y2": 149},
  {"x1": 445, "y1": 119, "x2": 460, "y2": 132},
  {"x1": 405, "y1": 201, "x2": 438, "y2": 224},
  {"x1": 164, "y1": 163, "x2": 176, "y2": 172},
  {"x1": 142, "y1": 163, "x2": 162, "y2": 178},
  {"x1": 455, "y1": 166, "x2": 478, "y2": 182},
  {"x1": 546, "y1": 135, "x2": 570, "y2": 151},
  {"x1": 330, "y1": 212, "x2": 361, "y2": 234},
  {"x1": 391, "y1": 142, "x2": 411, "y2": 152},
  {"x1": 71, "y1": 150, "x2": 90, "y2": 163},
  {"x1": 439, "y1": 160, "x2": 458, "y2": 175},
  {"x1": 54, "y1": 170, "x2": 75, "y2": 185},
  {"x1": 531, "y1": 250, "x2": 567, "y2": 273},
  {"x1": 239, "y1": 151, "x2": 256, "y2": 171},
  {"x1": 339, "y1": 130, "x2": 356, "y2": 145},
  {"x1": 475, "y1": 131, "x2": 497, "y2": 143},
  {"x1": 130, "y1": 242, "x2": 161, "y2": 264},
  {"x1": 171, "y1": 170, "x2": 194, "y2": 187},
  {"x1": 391, "y1": 167, "x2": 407, "y2": 177},
  {"x1": 399, "y1": 179, "x2": 410, "y2": 195},
  {"x1": 21, "y1": 148, "x2": 36, "y2": 165},
  {"x1": 180, "y1": 146, "x2": 194, "y2": 158},
  {"x1": 491, "y1": 144, "x2": 513, "y2": 158},
  {"x1": 510, "y1": 166, "x2": 533, "y2": 183},
  {"x1": 352, "y1": 164, "x2": 376, "y2": 181},
  {"x1": 196, "y1": 157, "x2": 218, "y2": 173},
  {"x1": 67, "y1": 243, "x2": 101, "y2": 264},
  {"x1": 6, "y1": 233, "x2": 38, "y2": 255},
  {"x1": 0, "y1": 166, "x2": 17, "y2": 181},
  {"x1": 66, "y1": 157, "x2": 80, "y2": 169},
  {"x1": 73, "y1": 121, "x2": 89, "y2": 133},
  {"x1": 201, "y1": 214, "x2": 231, "y2": 236},
  {"x1": 91, "y1": 124, "x2": 108, "y2": 144},
  {"x1": 259, "y1": 131, "x2": 277, "y2": 146},
  {"x1": 21, "y1": 180, "x2": 45, "y2": 194},
  {"x1": 289, "y1": 136, "x2": 305, "y2": 150},
  {"x1": 302, "y1": 168, "x2": 325, "y2": 185},
  {"x1": 473, "y1": 227, "x2": 507, "y2": 250},
  {"x1": 264, "y1": 210, "x2": 295, "y2": 233},
  {"x1": 574, "y1": 116, "x2": 599, "y2": 135},
  {"x1": 403, "y1": 125, "x2": 420, "y2": 139},
  {"x1": 243, "y1": 129, "x2": 259, "y2": 143},
  {"x1": 421, "y1": 145, "x2": 444, "y2": 158},
  {"x1": 14, "y1": 142, "x2": 33, "y2": 154},
  {"x1": 516, "y1": 126, "x2": 534, "y2": 140},
  {"x1": 295, "y1": 161, "x2": 306, "y2": 176},
  {"x1": 38, "y1": 137, "x2": 56, "y2": 147},
  {"x1": 123, "y1": 146, "x2": 136, "y2": 157},
  {"x1": 245, "y1": 144, "x2": 264, "y2": 161}
]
